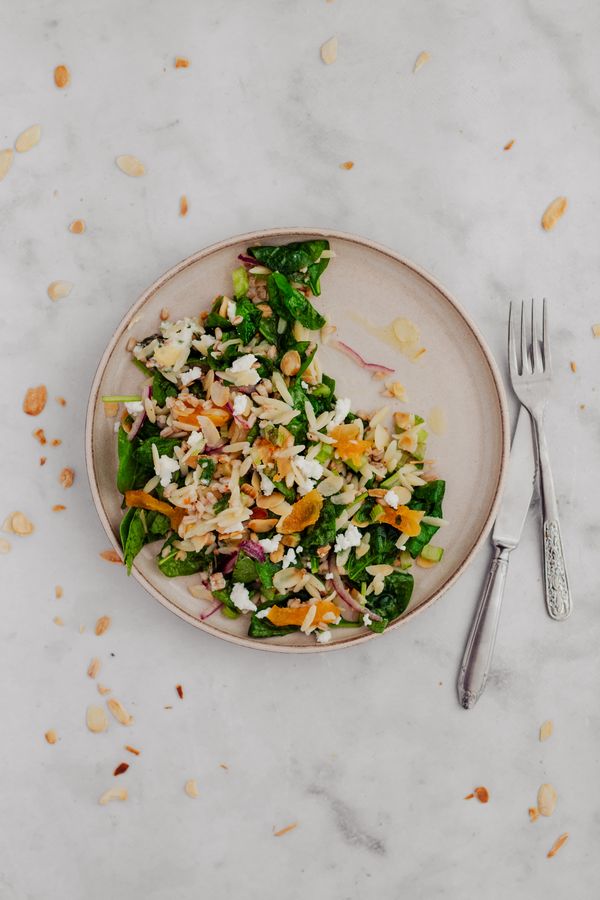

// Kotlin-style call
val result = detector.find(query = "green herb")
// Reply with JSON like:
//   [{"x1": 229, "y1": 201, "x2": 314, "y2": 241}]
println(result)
[
  {"x1": 119, "y1": 509, "x2": 171, "y2": 574},
  {"x1": 232, "y1": 266, "x2": 250, "y2": 299},
  {"x1": 233, "y1": 296, "x2": 261, "y2": 344},
  {"x1": 258, "y1": 316, "x2": 278, "y2": 344},
  {"x1": 197, "y1": 456, "x2": 216, "y2": 483},
  {"x1": 248, "y1": 240, "x2": 330, "y2": 295},
  {"x1": 212, "y1": 586, "x2": 240, "y2": 617},
  {"x1": 267, "y1": 272, "x2": 326, "y2": 330},
  {"x1": 213, "y1": 495, "x2": 230, "y2": 514},
  {"x1": 366, "y1": 571, "x2": 413, "y2": 632},
  {"x1": 344, "y1": 524, "x2": 398, "y2": 583},
  {"x1": 405, "y1": 480, "x2": 446, "y2": 558},
  {"x1": 157, "y1": 538, "x2": 210, "y2": 577}
]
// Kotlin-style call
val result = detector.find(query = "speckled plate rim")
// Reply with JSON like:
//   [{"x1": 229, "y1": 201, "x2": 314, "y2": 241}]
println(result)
[{"x1": 85, "y1": 227, "x2": 510, "y2": 653}]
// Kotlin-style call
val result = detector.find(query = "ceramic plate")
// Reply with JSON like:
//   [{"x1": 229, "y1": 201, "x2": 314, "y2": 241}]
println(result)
[{"x1": 86, "y1": 229, "x2": 509, "y2": 652}]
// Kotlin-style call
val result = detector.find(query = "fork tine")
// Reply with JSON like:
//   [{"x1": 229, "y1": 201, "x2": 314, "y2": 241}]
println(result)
[
  {"x1": 531, "y1": 298, "x2": 544, "y2": 373},
  {"x1": 520, "y1": 301, "x2": 531, "y2": 373},
  {"x1": 508, "y1": 302, "x2": 519, "y2": 381},
  {"x1": 542, "y1": 298, "x2": 552, "y2": 373}
]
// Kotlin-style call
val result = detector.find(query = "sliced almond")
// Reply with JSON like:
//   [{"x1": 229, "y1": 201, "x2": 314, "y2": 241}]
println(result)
[
  {"x1": 340, "y1": 161, "x2": 354, "y2": 170},
  {"x1": 107, "y1": 698, "x2": 133, "y2": 726},
  {"x1": 15, "y1": 124, "x2": 41, "y2": 153},
  {"x1": 541, "y1": 196, "x2": 567, "y2": 231},
  {"x1": 33, "y1": 428, "x2": 47, "y2": 444},
  {"x1": 116, "y1": 155, "x2": 145, "y2": 177},
  {"x1": 274, "y1": 822, "x2": 298, "y2": 837},
  {"x1": 100, "y1": 549, "x2": 122, "y2": 564},
  {"x1": 528, "y1": 807, "x2": 540, "y2": 822},
  {"x1": 47, "y1": 280, "x2": 73, "y2": 301},
  {"x1": 248, "y1": 517, "x2": 279, "y2": 533},
  {"x1": 11, "y1": 512, "x2": 34, "y2": 535},
  {"x1": 320, "y1": 36, "x2": 338, "y2": 65},
  {"x1": 56, "y1": 396, "x2": 67, "y2": 406},
  {"x1": 95, "y1": 615, "x2": 111, "y2": 635},
  {"x1": 87, "y1": 657, "x2": 101, "y2": 679},
  {"x1": 69, "y1": 219, "x2": 85, "y2": 233},
  {"x1": 413, "y1": 51, "x2": 431, "y2": 73},
  {"x1": 45, "y1": 729, "x2": 58, "y2": 744},
  {"x1": 23, "y1": 385, "x2": 47, "y2": 416},
  {"x1": 175, "y1": 57, "x2": 190, "y2": 68},
  {"x1": 537, "y1": 783, "x2": 557, "y2": 817},
  {"x1": 0, "y1": 538, "x2": 11, "y2": 553},
  {"x1": 99, "y1": 786, "x2": 127, "y2": 805},
  {"x1": 591, "y1": 324, "x2": 600, "y2": 338},
  {"x1": 55, "y1": 585, "x2": 63, "y2": 599},
  {"x1": 0, "y1": 148, "x2": 14, "y2": 181},
  {"x1": 97, "y1": 683, "x2": 111, "y2": 695},
  {"x1": 86, "y1": 705, "x2": 108, "y2": 733},
  {"x1": 539, "y1": 719, "x2": 553, "y2": 742},
  {"x1": 504, "y1": 139, "x2": 515, "y2": 151},
  {"x1": 54, "y1": 65, "x2": 70, "y2": 88},
  {"x1": 547, "y1": 832, "x2": 569, "y2": 858},
  {"x1": 184, "y1": 778, "x2": 199, "y2": 798},
  {"x1": 59, "y1": 467, "x2": 75, "y2": 488},
  {"x1": 52, "y1": 505, "x2": 66, "y2": 512},
  {"x1": 53, "y1": 615, "x2": 64, "y2": 625},
  {"x1": 125, "y1": 745, "x2": 140, "y2": 755}
]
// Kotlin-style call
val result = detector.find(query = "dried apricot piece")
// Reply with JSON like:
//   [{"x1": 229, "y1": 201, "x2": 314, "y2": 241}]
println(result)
[
  {"x1": 330, "y1": 423, "x2": 372, "y2": 465},
  {"x1": 266, "y1": 599, "x2": 340, "y2": 627},
  {"x1": 378, "y1": 505, "x2": 424, "y2": 537},
  {"x1": 125, "y1": 490, "x2": 185, "y2": 529},
  {"x1": 277, "y1": 490, "x2": 323, "y2": 534}
]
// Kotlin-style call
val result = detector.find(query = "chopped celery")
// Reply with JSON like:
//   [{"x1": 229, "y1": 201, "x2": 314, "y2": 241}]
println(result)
[
  {"x1": 421, "y1": 544, "x2": 444, "y2": 562},
  {"x1": 316, "y1": 444, "x2": 334, "y2": 464},
  {"x1": 371, "y1": 503, "x2": 384, "y2": 521},
  {"x1": 232, "y1": 266, "x2": 249, "y2": 299},
  {"x1": 399, "y1": 550, "x2": 413, "y2": 569},
  {"x1": 221, "y1": 606, "x2": 240, "y2": 619},
  {"x1": 381, "y1": 470, "x2": 402, "y2": 489},
  {"x1": 101, "y1": 394, "x2": 141, "y2": 402},
  {"x1": 417, "y1": 428, "x2": 428, "y2": 442}
]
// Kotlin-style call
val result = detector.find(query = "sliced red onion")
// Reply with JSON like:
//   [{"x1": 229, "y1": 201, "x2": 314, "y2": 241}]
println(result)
[
  {"x1": 203, "y1": 444, "x2": 225, "y2": 455},
  {"x1": 238, "y1": 253, "x2": 258, "y2": 267},
  {"x1": 199, "y1": 598, "x2": 223, "y2": 621},
  {"x1": 330, "y1": 340, "x2": 394, "y2": 377},
  {"x1": 226, "y1": 401, "x2": 251, "y2": 430},
  {"x1": 127, "y1": 384, "x2": 152, "y2": 442},
  {"x1": 240, "y1": 540, "x2": 266, "y2": 562},
  {"x1": 222, "y1": 551, "x2": 239, "y2": 574},
  {"x1": 328, "y1": 554, "x2": 382, "y2": 622}
]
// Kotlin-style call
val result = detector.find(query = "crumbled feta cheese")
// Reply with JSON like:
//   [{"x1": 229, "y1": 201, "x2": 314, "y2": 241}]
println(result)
[
  {"x1": 231, "y1": 353, "x2": 257, "y2": 373},
  {"x1": 301, "y1": 381, "x2": 308, "y2": 390},
  {"x1": 180, "y1": 366, "x2": 203, "y2": 386},
  {"x1": 334, "y1": 524, "x2": 362, "y2": 553},
  {"x1": 232, "y1": 394, "x2": 247, "y2": 417},
  {"x1": 296, "y1": 546, "x2": 303, "y2": 553},
  {"x1": 295, "y1": 457, "x2": 324, "y2": 481},
  {"x1": 362, "y1": 612, "x2": 373, "y2": 627},
  {"x1": 281, "y1": 548, "x2": 297, "y2": 569},
  {"x1": 154, "y1": 454, "x2": 180, "y2": 487},
  {"x1": 125, "y1": 401, "x2": 144, "y2": 415},
  {"x1": 255, "y1": 608, "x2": 270, "y2": 619},
  {"x1": 260, "y1": 472, "x2": 275, "y2": 496},
  {"x1": 187, "y1": 430, "x2": 204, "y2": 448},
  {"x1": 331, "y1": 397, "x2": 351, "y2": 426},
  {"x1": 325, "y1": 572, "x2": 334, "y2": 580},
  {"x1": 230, "y1": 582, "x2": 257, "y2": 613},
  {"x1": 316, "y1": 629, "x2": 332, "y2": 644},
  {"x1": 227, "y1": 301, "x2": 237, "y2": 323},
  {"x1": 384, "y1": 490, "x2": 399, "y2": 510},
  {"x1": 258, "y1": 534, "x2": 282, "y2": 553}
]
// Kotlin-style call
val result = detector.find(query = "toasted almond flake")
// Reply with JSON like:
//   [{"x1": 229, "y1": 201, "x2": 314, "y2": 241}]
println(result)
[
  {"x1": 59, "y1": 467, "x2": 75, "y2": 488},
  {"x1": 54, "y1": 64, "x2": 70, "y2": 88},
  {"x1": 340, "y1": 161, "x2": 354, "y2": 170},
  {"x1": 86, "y1": 705, "x2": 108, "y2": 733},
  {"x1": 125, "y1": 745, "x2": 140, "y2": 755},
  {"x1": 0, "y1": 538, "x2": 11, "y2": 553},
  {"x1": 99, "y1": 786, "x2": 127, "y2": 805},
  {"x1": 69, "y1": 219, "x2": 85, "y2": 234},
  {"x1": 175, "y1": 56, "x2": 190, "y2": 68},
  {"x1": 47, "y1": 280, "x2": 73, "y2": 301},
  {"x1": 428, "y1": 406, "x2": 446, "y2": 436},
  {"x1": 529, "y1": 806, "x2": 540, "y2": 822},
  {"x1": 107, "y1": 697, "x2": 133, "y2": 726},
  {"x1": 179, "y1": 194, "x2": 188, "y2": 216},
  {"x1": 15, "y1": 124, "x2": 41, "y2": 153},
  {"x1": 39, "y1": 456, "x2": 47, "y2": 466},
  {"x1": 113, "y1": 762, "x2": 129, "y2": 776},
  {"x1": 320, "y1": 35, "x2": 338, "y2": 64},
  {"x1": 103, "y1": 400, "x2": 119, "y2": 418},
  {"x1": 474, "y1": 786, "x2": 489, "y2": 803},
  {"x1": 413, "y1": 51, "x2": 430, "y2": 73},
  {"x1": 547, "y1": 833, "x2": 569, "y2": 858},
  {"x1": 176, "y1": 684, "x2": 184, "y2": 699},
  {"x1": 2, "y1": 515, "x2": 14, "y2": 533},
  {"x1": 95, "y1": 615, "x2": 111, "y2": 635},
  {"x1": 100, "y1": 549, "x2": 122, "y2": 564},
  {"x1": 160, "y1": 307, "x2": 170, "y2": 321},
  {"x1": 569, "y1": 361, "x2": 577, "y2": 373},
  {"x1": 97, "y1": 683, "x2": 111, "y2": 695},
  {"x1": 539, "y1": 719, "x2": 554, "y2": 742},
  {"x1": 50, "y1": 438, "x2": 62, "y2": 447},
  {"x1": 541, "y1": 196, "x2": 567, "y2": 231},
  {"x1": 537, "y1": 783, "x2": 557, "y2": 817},
  {"x1": 116, "y1": 154, "x2": 145, "y2": 177},
  {"x1": 504, "y1": 139, "x2": 515, "y2": 151},
  {"x1": 219, "y1": 763, "x2": 229, "y2": 770},
  {"x1": 54, "y1": 585, "x2": 63, "y2": 599},
  {"x1": 33, "y1": 428, "x2": 47, "y2": 444},
  {"x1": 53, "y1": 615, "x2": 64, "y2": 625},
  {"x1": 592, "y1": 324, "x2": 600, "y2": 337},
  {"x1": 52, "y1": 504, "x2": 66, "y2": 512},
  {"x1": 11, "y1": 512, "x2": 34, "y2": 535},
  {"x1": 87, "y1": 657, "x2": 101, "y2": 679},
  {"x1": 274, "y1": 822, "x2": 298, "y2": 837},
  {"x1": 184, "y1": 778, "x2": 199, "y2": 798},
  {"x1": 0, "y1": 148, "x2": 13, "y2": 181},
  {"x1": 23, "y1": 385, "x2": 47, "y2": 416},
  {"x1": 56, "y1": 396, "x2": 67, "y2": 406},
  {"x1": 44, "y1": 729, "x2": 58, "y2": 744}
]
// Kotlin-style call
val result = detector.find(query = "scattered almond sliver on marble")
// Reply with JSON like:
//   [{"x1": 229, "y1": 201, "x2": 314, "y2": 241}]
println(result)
[
  {"x1": 95, "y1": 615, "x2": 111, "y2": 635},
  {"x1": 69, "y1": 219, "x2": 85, "y2": 234},
  {"x1": 541, "y1": 196, "x2": 567, "y2": 231},
  {"x1": 113, "y1": 762, "x2": 129, "y2": 776},
  {"x1": 56, "y1": 396, "x2": 67, "y2": 406},
  {"x1": 528, "y1": 807, "x2": 540, "y2": 822},
  {"x1": 86, "y1": 705, "x2": 108, "y2": 733},
  {"x1": 0, "y1": 538, "x2": 11, "y2": 553},
  {"x1": 340, "y1": 161, "x2": 354, "y2": 170},
  {"x1": 547, "y1": 833, "x2": 569, "y2": 858},
  {"x1": 0, "y1": 148, "x2": 14, "y2": 181},
  {"x1": 23, "y1": 385, "x2": 47, "y2": 416},
  {"x1": 413, "y1": 51, "x2": 430, "y2": 73},
  {"x1": 33, "y1": 428, "x2": 47, "y2": 444},
  {"x1": 97, "y1": 683, "x2": 111, "y2": 695},
  {"x1": 45, "y1": 729, "x2": 58, "y2": 744},
  {"x1": 591, "y1": 324, "x2": 600, "y2": 337},
  {"x1": 320, "y1": 36, "x2": 337, "y2": 64},
  {"x1": 116, "y1": 155, "x2": 145, "y2": 177},
  {"x1": 539, "y1": 719, "x2": 553, "y2": 741},
  {"x1": 570, "y1": 361, "x2": 577, "y2": 373},
  {"x1": 100, "y1": 549, "x2": 122, "y2": 563},
  {"x1": 54, "y1": 65, "x2": 70, "y2": 88},
  {"x1": 537, "y1": 783, "x2": 557, "y2": 817},
  {"x1": 99, "y1": 786, "x2": 127, "y2": 805},
  {"x1": 51, "y1": 438, "x2": 62, "y2": 447},
  {"x1": 40, "y1": 456, "x2": 46, "y2": 465},
  {"x1": 184, "y1": 779, "x2": 199, "y2": 798},
  {"x1": 53, "y1": 615, "x2": 64, "y2": 625},
  {"x1": 15, "y1": 124, "x2": 41, "y2": 152},
  {"x1": 504, "y1": 139, "x2": 515, "y2": 151},
  {"x1": 59, "y1": 467, "x2": 75, "y2": 488},
  {"x1": 274, "y1": 822, "x2": 298, "y2": 837},
  {"x1": 176, "y1": 684, "x2": 184, "y2": 699},
  {"x1": 175, "y1": 57, "x2": 190, "y2": 68},
  {"x1": 52, "y1": 505, "x2": 66, "y2": 512},
  {"x1": 10, "y1": 512, "x2": 35, "y2": 535},
  {"x1": 179, "y1": 194, "x2": 188, "y2": 216},
  {"x1": 55, "y1": 585, "x2": 63, "y2": 598},
  {"x1": 107, "y1": 698, "x2": 133, "y2": 726},
  {"x1": 87, "y1": 657, "x2": 101, "y2": 679},
  {"x1": 47, "y1": 280, "x2": 73, "y2": 301},
  {"x1": 125, "y1": 745, "x2": 140, "y2": 756}
]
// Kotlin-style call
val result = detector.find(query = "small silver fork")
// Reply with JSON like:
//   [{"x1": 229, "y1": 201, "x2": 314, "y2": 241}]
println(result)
[{"x1": 508, "y1": 299, "x2": 572, "y2": 620}]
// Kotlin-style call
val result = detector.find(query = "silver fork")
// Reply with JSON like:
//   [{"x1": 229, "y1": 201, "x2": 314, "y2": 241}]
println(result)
[{"x1": 509, "y1": 299, "x2": 572, "y2": 620}]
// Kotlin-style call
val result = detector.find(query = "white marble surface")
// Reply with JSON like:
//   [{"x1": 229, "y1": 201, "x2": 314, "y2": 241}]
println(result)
[{"x1": 1, "y1": 1, "x2": 599, "y2": 897}]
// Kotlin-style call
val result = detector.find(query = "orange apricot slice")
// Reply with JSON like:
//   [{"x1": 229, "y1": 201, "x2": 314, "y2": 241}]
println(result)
[{"x1": 277, "y1": 490, "x2": 323, "y2": 534}]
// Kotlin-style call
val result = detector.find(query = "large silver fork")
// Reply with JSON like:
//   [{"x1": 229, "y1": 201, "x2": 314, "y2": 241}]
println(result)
[{"x1": 508, "y1": 299, "x2": 572, "y2": 620}]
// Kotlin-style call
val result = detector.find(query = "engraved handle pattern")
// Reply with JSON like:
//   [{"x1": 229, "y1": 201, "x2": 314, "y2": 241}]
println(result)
[{"x1": 543, "y1": 519, "x2": 571, "y2": 620}]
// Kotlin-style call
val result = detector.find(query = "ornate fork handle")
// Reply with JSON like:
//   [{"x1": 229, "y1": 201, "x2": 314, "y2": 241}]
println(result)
[{"x1": 531, "y1": 411, "x2": 572, "y2": 620}]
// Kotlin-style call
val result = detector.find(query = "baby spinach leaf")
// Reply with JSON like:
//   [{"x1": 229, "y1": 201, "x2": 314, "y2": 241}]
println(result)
[
  {"x1": 303, "y1": 499, "x2": 337, "y2": 550},
  {"x1": 267, "y1": 273, "x2": 326, "y2": 330},
  {"x1": 121, "y1": 509, "x2": 148, "y2": 573},
  {"x1": 119, "y1": 507, "x2": 136, "y2": 550},
  {"x1": 119, "y1": 508, "x2": 170, "y2": 574},
  {"x1": 157, "y1": 538, "x2": 210, "y2": 577},
  {"x1": 212, "y1": 586, "x2": 240, "y2": 617},
  {"x1": 366, "y1": 571, "x2": 413, "y2": 632},
  {"x1": 249, "y1": 240, "x2": 330, "y2": 295},
  {"x1": 405, "y1": 480, "x2": 446, "y2": 558},
  {"x1": 135, "y1": 437, "x2": 179, "y2": 468},
  {"x1": 232, "y1": 552, "x2": 256, "y2": 584},
  {"x1": 344, "y1": 524, "x2": 398, "y2": 584},
  {"x1": 147, "y1": 511, "x2": 171, "y2": 536},
  {"x1": 213, "y1": 495, "x2": 230, "y2": 514},
  {"x1": 152, "y1": 371, "x2": 178, "y2": 406},
  {"x1": 233, "y1": 296, "x2": 262, "y2": 345},
  {"x1": 258, "y1": 316, "x2": 278, "y2": 344},
  {"x1": 248, "y1": 605, "x2": 299, "y2": 639},
  {"x1": 117, "y1": 426, "x2": 140, "y2": 493}
]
